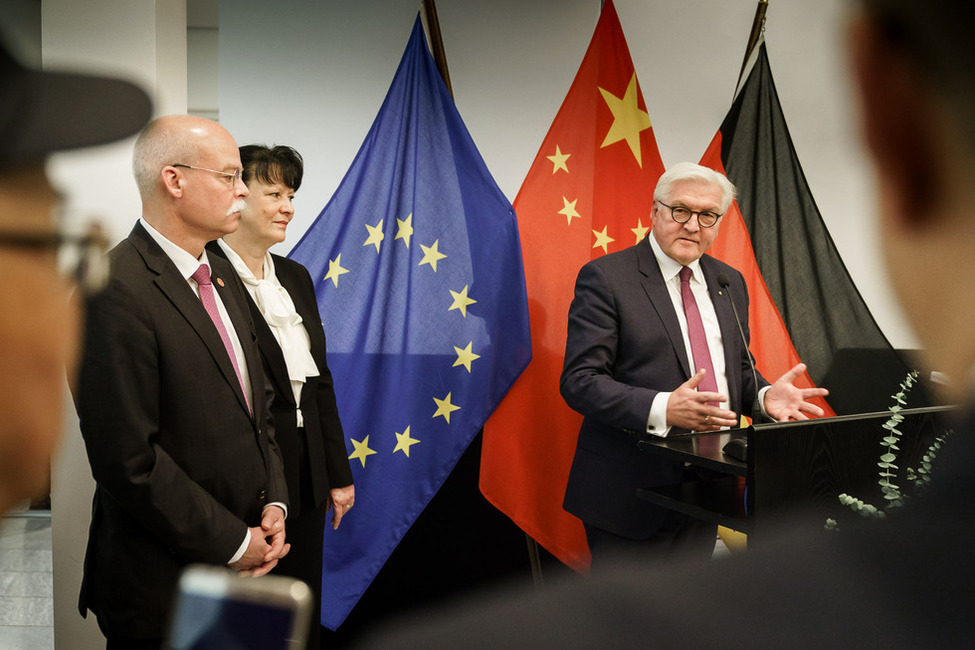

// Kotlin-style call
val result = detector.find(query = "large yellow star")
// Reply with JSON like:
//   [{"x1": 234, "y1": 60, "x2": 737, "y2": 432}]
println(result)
[
  {"x1": 599, "y1": 73, "x2": 652, "y2": 167},
  {"x1": 323, "y1": 254, "x2": 349, "y2": 287},
  {"x1": 419, "y1": 239, "x2": 447, "y2": 272},
  {"x1": 348, "y1": 435, "x2": 377, "y2": 468},
  {"x1": 453, "y1": 341, "x2": 481, "y2": 373},
  {"x1": 395, "y1": 213, "x2": 414, "y2": 248},
  {"x1": 448, "y1": 285, "x2": 477, "y2": 317},
  {"x1": 631, "y1": 218, "x2": 650, "y2": 244},
  {"x1": 558, "y1": 196, "x2": 581, "y2": 226},
  {"x1": 363, "y1": 220, "x2": 384, "y2": 253},
  {"x1": 546, "y1": 145, "x2": 571, "y2": 174},
  {"x1": 433, "y1": 392, "x2": 461, "y2": 424},
  {"x1": 393, "y1": 425, "x2": 420, "y2": 457},
  {"x1": 592, "y1": 225, "x2": 615, "y2": 254}
]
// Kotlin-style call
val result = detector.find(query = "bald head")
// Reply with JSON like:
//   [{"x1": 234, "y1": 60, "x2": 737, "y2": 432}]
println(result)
[
  {"x1": 133, "y1": 115, "x2": 236, "y2": 199},
  {"x1": 131, "y1": 115, "x2": 248, "y2": 256}
]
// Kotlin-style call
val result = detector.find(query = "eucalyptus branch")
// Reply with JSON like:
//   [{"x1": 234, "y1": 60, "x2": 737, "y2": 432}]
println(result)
[{"x1": 826, "y1": 370, "x2": 950, "y2": 531}]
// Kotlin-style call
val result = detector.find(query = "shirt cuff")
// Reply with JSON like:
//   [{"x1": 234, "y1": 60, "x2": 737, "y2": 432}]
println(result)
[
  {"x1": 227, "y1": 503, "x2": 288, "y2": 565},
  {"x1": 265, "y1": 502, "x2": 288, "y2": 519},
  {"x1": 647, "y1": 391, "x2": 672, "y2": 438},
  {"x1": 228, "y1": 529, "x2": 250, "y2": 565},
  {"x1": 757, "y1": 385, "x2": 771, "y2": 420}
]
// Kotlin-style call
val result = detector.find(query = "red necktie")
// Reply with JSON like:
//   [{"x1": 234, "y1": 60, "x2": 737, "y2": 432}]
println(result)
[
  {"x1": 192, "y1": 264, "x2": 251, "y2": 413},
  {"x1": 679, "y1": 266, "x2": 718, "y2": 405}
]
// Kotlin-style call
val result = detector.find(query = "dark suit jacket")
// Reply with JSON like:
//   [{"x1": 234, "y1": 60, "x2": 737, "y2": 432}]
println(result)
[
  {"x1": 561, "y1": 238, "x2": 767, "y2": 538},
  {"x1": 75, "y1": 222, "x2": 288, "y2": 639},
  {"x1": 208, "y1": 244, "x2": 353, "y2": 514}
]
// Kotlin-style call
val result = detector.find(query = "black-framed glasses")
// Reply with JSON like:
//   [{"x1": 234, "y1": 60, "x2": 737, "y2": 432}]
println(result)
[
  {"x1": 657, "y1": 201, "x2": 722, "y2": 228},
  {"x1": 172, "y1": 163, "x2": 242, "y2": 185},
  {"x1": 0, "y1": 223, "x2": 110, "y2": 294}
]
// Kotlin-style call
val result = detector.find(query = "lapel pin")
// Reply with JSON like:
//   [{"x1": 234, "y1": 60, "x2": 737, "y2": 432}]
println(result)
[{"x1": 216, "y1": 277, "x2": 225, "y2": 287}]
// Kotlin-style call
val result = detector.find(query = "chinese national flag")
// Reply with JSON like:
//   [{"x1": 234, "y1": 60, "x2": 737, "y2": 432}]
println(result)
[
  {"x1": 480, "y1": 0, "x2": 664, "y2": 571},
  {"x1": 700, "y1": 135, "x2": 833, "y2": 416}
]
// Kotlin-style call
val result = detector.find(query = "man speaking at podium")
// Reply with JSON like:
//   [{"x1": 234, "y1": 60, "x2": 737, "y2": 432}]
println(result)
[{"x1": 560, "y1": 162, "x2": 828, "y2": 566}]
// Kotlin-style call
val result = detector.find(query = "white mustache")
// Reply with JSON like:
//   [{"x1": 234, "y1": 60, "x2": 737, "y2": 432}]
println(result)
[{"x1": 227, "y1": 199, "x2": 248, "y2": 216}]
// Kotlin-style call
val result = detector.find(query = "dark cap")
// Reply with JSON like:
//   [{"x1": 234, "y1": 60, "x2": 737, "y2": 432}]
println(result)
[{"x1": 0, "y1": 38, "x2": 152, "y2": 165}]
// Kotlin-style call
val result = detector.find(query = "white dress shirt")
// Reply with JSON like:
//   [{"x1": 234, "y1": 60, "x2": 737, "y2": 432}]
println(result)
[{"x1": 645, "y1": 236, "x2": 768, "y2": 437}]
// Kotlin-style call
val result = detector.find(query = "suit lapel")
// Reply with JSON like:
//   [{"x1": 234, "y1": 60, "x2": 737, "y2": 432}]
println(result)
[
  {"x1": 248, "y1": 294, "x2": 293, "y2": 407},
  {"x1": 211, "y1": 258, "x2": 262, "y2": 418},
  {"x1": 276, "y1": 259, "x2": 326, "y2": 372},
  {"x1": 129, "y1": 224, "x2": 253, "y2": 418},
  {"x1": 207, "y1": 243, "x2": 295, "y2": 406},
  {"x1": 637, "y1": 240, "x2": 692, "y2": 378}
]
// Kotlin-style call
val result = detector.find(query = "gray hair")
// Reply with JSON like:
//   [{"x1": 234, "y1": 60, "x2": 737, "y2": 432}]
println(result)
[{"x1": 653, "y1": 162, "x2": 737, "y2": 214}]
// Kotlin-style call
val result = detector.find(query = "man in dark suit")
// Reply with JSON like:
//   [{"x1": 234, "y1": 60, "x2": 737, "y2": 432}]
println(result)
[
  {"x1": 561, "y1": 162, "x2": 827, "y2": 564},
  {"x1": 75, "y1": 115, "x2": 290, "y2": 648}
]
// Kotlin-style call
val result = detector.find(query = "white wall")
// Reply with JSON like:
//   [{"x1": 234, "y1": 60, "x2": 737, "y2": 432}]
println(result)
[{"x1": 218, "y1": 0, "x2": 917, "y2": 350}]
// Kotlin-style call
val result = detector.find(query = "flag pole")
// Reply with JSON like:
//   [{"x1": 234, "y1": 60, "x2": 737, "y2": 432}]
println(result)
[
  {"x1": 735, "y1": 0, "x2": 769, "y2": 91},
  {"x1": 420, "y1": 0, "x2": 454, "y2": 97}
]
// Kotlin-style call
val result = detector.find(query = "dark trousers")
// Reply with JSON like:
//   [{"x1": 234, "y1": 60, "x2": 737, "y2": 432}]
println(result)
[
  {"x1": 584, "y1": 510, "x2": 717, "y2": 571},
  {"x1": 99, "y1": 615, "x2": 161, "y2": 650},
  {"x1": 274, "y1": 447, "x2": 327, "y2": 650}
]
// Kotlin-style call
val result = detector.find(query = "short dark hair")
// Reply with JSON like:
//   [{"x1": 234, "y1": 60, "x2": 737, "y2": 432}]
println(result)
[{"x1": 239, "y1": 144, "x2": 303, "y2": 192}]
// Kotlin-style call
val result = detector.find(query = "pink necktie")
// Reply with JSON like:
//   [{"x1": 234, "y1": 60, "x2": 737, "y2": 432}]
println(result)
[
  {"x1": 679, "y1": 266, "x2": 718, "y2": 405},
  {"x1": 192, "y1": 264, "x2": 251, "y2": 413}
]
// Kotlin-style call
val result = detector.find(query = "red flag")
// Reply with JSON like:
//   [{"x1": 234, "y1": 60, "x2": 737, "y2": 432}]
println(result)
[
  {"x1": 700, "y1": 135, "x2": 833, "y2": 416},
  {"x1": 480, "y1": 0, "x2": 665, "y2": 571}
]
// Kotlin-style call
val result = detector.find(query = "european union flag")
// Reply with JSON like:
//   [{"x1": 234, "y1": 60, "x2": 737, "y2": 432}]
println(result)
[{"x1": 288, "y1": 15, "x2": 531, "y2": 630}]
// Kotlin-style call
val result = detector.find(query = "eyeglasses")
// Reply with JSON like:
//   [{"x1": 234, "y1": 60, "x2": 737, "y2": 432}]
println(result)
[
  {"x1": 172, "y1": 163, "x2": 242, "y2": 185},
  {"x1": 0, "y1": 222, "x2": 110, "y2": 295},
  {"x1": 657, "y1": 201, "x2": 722, "y2": 228}
]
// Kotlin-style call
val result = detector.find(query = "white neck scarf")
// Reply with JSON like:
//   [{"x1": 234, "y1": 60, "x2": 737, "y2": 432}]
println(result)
[{"x1": 217, "y1": 240, "x2": 319, "y2": 389}]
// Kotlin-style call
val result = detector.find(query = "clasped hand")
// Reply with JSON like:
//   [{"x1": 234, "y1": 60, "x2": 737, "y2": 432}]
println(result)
[{"x1": 229, "y1": 505, "x2": 290, "y2": 577}]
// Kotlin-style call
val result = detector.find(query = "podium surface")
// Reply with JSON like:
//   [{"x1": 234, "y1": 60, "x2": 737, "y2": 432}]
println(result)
[{"x1": 637, "y1": 406, "x2": 954, "y2": 538}]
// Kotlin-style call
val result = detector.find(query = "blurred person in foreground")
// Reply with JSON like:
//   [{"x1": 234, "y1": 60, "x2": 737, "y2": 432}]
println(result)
[
  {"x1": 360, "y1": 0, "x2": 975, "y2": 646},
  {"x1": 0, "y1": 38, "x2": 150, "y2": 516},
  {"x1": 75, "y1": 116, "x2": 290, "y2": 649},
  {"x1": 208, "y1": 144, "x2": 355, "y2": 649}
]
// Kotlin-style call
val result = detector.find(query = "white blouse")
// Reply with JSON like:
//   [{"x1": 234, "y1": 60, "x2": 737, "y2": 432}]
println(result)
[{"x1": 218, "y1": 239, "x2": 320, "y2": 426}]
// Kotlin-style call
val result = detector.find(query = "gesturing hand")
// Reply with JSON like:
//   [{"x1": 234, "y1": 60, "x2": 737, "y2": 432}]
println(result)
[
  {"x1": 763, "y1": 363, "x2": 829, "y2": 422},
  {"x1": 666, "y1": 369, "x2": 738, "y2": 432}
]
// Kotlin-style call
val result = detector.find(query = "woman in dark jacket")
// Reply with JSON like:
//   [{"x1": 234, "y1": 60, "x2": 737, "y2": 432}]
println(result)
[{"x1": 210, "y1": 144, "x2": 354, "y2": 649}]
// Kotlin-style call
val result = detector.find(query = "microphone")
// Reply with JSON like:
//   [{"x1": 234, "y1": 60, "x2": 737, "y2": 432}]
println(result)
[{"x1": 717, "y1": 273, "x2": 763, "y2": 427}]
